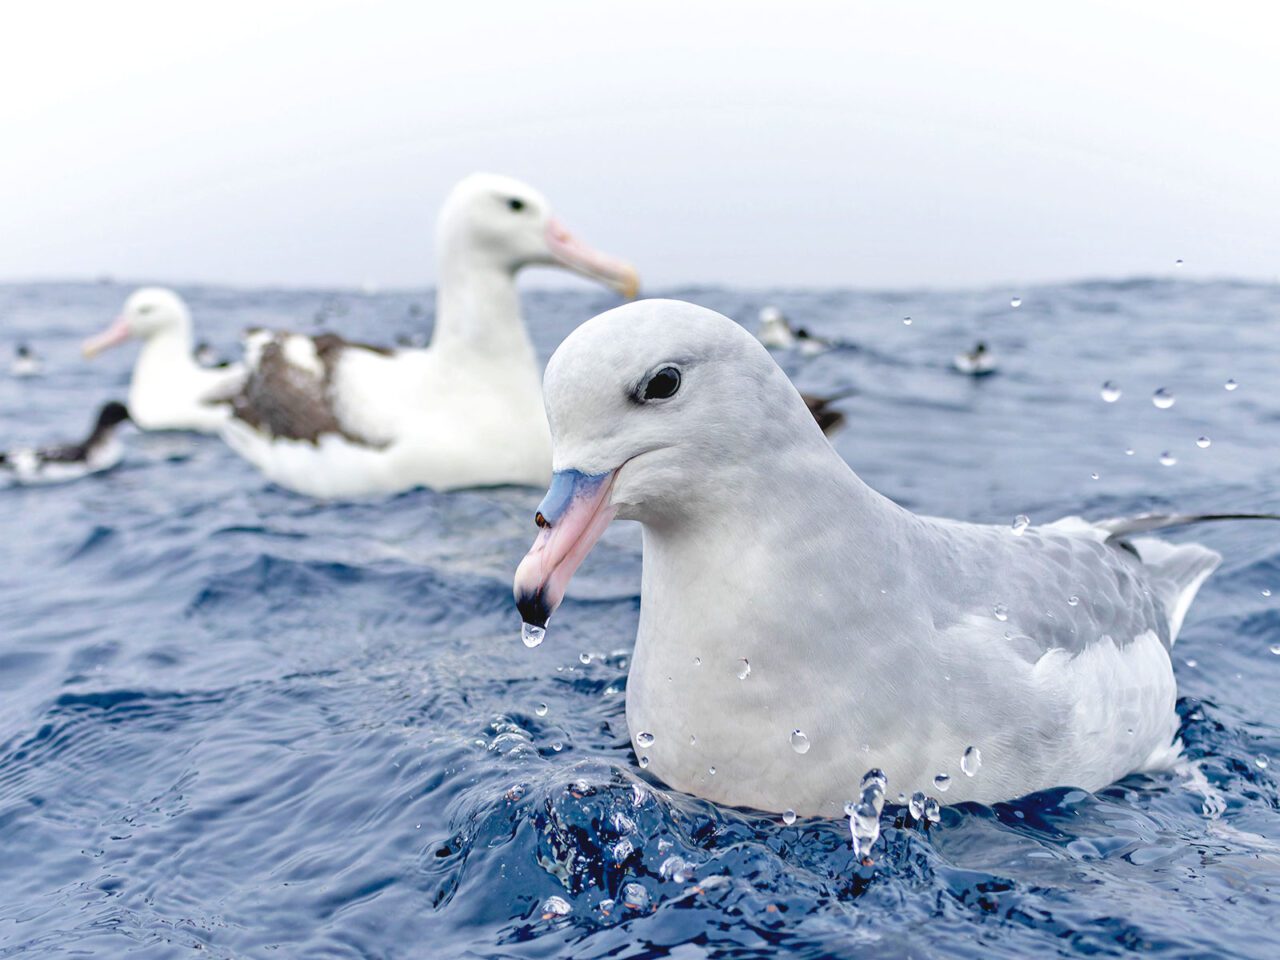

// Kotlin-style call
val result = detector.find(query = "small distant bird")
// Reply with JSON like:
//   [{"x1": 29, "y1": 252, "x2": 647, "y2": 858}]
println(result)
[
  {"x1": 10, "y1": 344, "x2": 42, "y2": 378},
  {"x1": 802, "y1": 389, "x2": 857, "y2": 436},
  {"x1": 0, "y1": 401, "x2": 131, "y2": 484},
  {"x1": 194, "y1": 341, "x2": 228, "y2": 368},
  {"x1": 757, "y1": 306, "x2": 831, "y2": 356},
  {"x1": 953, "y1": 341, "x2": 999, "y2": 376}
]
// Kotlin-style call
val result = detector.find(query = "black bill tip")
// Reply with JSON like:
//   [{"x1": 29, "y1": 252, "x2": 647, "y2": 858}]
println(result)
[{"x1": 516, "y1": 591, "x2": 551, "y2": 629}]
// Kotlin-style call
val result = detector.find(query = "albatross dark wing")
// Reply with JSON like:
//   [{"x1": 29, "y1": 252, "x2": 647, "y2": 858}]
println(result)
[{"x1": 220, "y1": 332, "x2": 390, "y2": 448}]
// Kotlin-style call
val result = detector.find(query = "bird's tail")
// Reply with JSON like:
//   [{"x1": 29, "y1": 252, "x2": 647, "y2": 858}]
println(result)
[
  {"x1": 1100, "y1": 513, "x2": 1279, "y2": 643},
  {"x1": 1097, "y1": 512, "x2": 1280, "y2": 539}
]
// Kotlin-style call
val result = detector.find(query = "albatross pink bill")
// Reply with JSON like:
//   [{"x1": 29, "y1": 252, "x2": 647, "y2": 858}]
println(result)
[
  {"x1": 544, "y1": 218, "x2": 641, "y2": 300},
  {"x1": 81, "y1": 316, "x2": 132, "y2": 359},
  {"x1": 514, "y1": 470, "x2": 619, "y2": 630}
]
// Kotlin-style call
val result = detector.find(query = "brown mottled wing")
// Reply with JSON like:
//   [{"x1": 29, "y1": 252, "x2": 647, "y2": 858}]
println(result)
[{"x1": 223, "y1": 332, "x2": 389, "y2": 447}]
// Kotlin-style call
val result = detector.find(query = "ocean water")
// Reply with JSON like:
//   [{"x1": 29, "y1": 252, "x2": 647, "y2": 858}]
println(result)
[{"x1": 0, "y1": 278, "x2": 1277, "y2": 958}]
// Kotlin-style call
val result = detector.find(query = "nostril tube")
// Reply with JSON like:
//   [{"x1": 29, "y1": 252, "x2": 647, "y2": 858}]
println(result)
[{"x1": 535, "y1": 512, "x2": 548, "y2": 529}]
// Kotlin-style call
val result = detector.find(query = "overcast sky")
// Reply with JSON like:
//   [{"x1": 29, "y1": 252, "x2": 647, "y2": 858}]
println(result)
[{"x1": 1, "y1": 1, "x2": 1277, "y2": 290}]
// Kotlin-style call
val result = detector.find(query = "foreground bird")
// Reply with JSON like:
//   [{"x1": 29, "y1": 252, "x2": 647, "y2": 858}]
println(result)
[
  {"x1": 82, "y1": 289, "x2": 243, "y2": 433},
  {"x1": 213, "y1": 173, "x2": 640, "y2": 498},
  {"x1": 513, "y1": 299, "x2": 1263, "y2": 817},
  {"x1": 1, "y1": 401, "x2": 130, "y2": 484}
]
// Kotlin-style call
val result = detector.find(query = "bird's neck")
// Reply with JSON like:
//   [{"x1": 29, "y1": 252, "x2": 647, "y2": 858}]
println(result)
[
  {"x1": 134, "y1": 327, "x2": 198, "y2": 384},
  {"x1": 635, "y1": 437, "x2": 915, "y2": 668},
  {"x1": 431, "y1": 252, "x2": 535, "y2": 362}
]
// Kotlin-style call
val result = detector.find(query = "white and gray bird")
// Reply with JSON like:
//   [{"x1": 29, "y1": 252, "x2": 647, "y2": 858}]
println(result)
[
  {"x1": 514, "y1": 299, "x2": 1271, "y2": 817},
  {"x1": 10, "y1": 344, "x2": 42, "y2": 378},
  {"x1": 1, "y1": 401, "x2": 131, "y2": 485},
  {"x1": 757, "y1": 305, "x2": 830, "y2": 356},
  {"x1": 953, "y1": 340, "x2": 999, "y2": 376}
]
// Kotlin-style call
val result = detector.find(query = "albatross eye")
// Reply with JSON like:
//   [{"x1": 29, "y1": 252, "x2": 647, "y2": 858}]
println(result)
[
  {"x1": 640, "y1": 365, "x2": 681, "y2": 401},
  {"x1": 508, "y1": 197, "x2": 525, "y2": 212}
]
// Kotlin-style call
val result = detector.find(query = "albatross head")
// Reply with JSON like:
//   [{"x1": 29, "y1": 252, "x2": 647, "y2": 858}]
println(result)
[
  {"x1": 514, "y1": 299, "x2": 827, "y2": 628},
  {"x1": 82, "y1": 288, "x2": 192, "y2": 358},
  {"x1": 437, "y1": 173, "x2": 639, "y2": 298}
]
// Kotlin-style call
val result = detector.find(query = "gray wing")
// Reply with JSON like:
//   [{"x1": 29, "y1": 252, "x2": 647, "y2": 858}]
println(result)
[{"x1": 921, "y1": 518, "x2": 1167, "y2": 663}]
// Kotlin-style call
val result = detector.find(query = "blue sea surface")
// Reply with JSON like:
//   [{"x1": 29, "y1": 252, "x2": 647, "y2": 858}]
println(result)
[{"x1": 0, "y1": 279, "x2": 1277, "y2": 958}]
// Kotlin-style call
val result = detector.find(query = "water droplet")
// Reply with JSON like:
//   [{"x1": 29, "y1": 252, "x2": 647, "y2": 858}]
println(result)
[
  {"x1": 849, "y1": 801, "x2": 881, "y2": 859},
  {"x1": 1101, "y1": 382, "x2": 1122, "y2": 403},
  {"x1": 993, "y1": 603, "x2": 1009, "y2": 622},
  {"x1": 689, "y1": 734, "x2": 697, "y2": 745},
  {"x1": 1152, "y1": 388, "x2": 1175, "y2": 409},
  {"x1": 924, "y1": 797, "x2": 942, "y2": 823},
  {"x1": 521, "y1": 622, "x2": 546, "y2": 648},
  {"x1": 1174, "y1": 258, "x2": 1184, "y2": 267},
  {"x1": 551, "y1": 741, "x2": 563, "y2": 752},
  {"x1": 636, "y1": 731, "x2": 655, "y2": 748},
  {"x1": 782, "y1": 809, "x2": 797, "y2": 825},
  {"x1": 1196, "y1": 436, "x2": 1211, "y2": 449},
  {"x1": 535, "y1": 703, "x2": 548, "y2": 717},
  {"x1": 961, "y1": 746, "x2": 982, "y2": 777},
  {"x1": 1184, "y1": 658, "x2": 1198, "y2": 668},
  {"x1": 1270, "y1": 644, "x2": 1280, "y2": 656},
  {"x1": 790, "y1": 730, "x2": 811, "y2": 754},
  {"x1": 1010, "y1": 296, "x2": 1022, "y2": 308},
  {"x1": 660, "y1": 855, "x2": 692, "y2": 883},
  {"x1": 638, "y1": 755, "x2": 650, "y2": 769},
  {"x1": 1011, "y1": 515, "x2": 1030, "y2": 536},
  {"x1": 693, "y1": 656, "x2": 702, "y2": 666},
  {"x1": 1225, "y1": 378, "x2": 1239, "y2": 391},
  {"x1": 1263, "y1": 588, "x2": 1272, "y2": 598},
  {"x1": 1068, "y1": 595, "x2": 1079, "y2": 606},
  {"x1": 736, "y1": 658, "x2": 751, "y2": 680},
  {"x1": 909, "y1": 791, "x2": 926, "y2": 820},
  {"x1": 1090, "y1": 472, "x2": 1099, "y2": 481},
  {"x1": 902, "y1": 316, "x2": 913, "y2": 325},
  {"x1": 859, "y1": 768, "x2": 888, "y2": 815},
  {"x1": 1124, "y1": 447, "x2": 1135, "y2": 456},
  {"x1": 579, "y1": 652, "x2": 592, "y2": 665},
  {"x1": 541, "y1": 895, "x2": 572, "y2": 918},
  {"x1": 933, "y1": 773, "x2": 951, "y2": 792},
  {"x1": 1256, "y1": 755, "x2": 1269, "y2": 770},
  {"x1": 621, "y1": 882, "x2": 650, "y2": 911},
  {"x1": 708, "y1": 766, "x2": 716, "y2": 776},
  {"x1": 1159, "y1": 452, "x2": 1177, "y2": 467}
]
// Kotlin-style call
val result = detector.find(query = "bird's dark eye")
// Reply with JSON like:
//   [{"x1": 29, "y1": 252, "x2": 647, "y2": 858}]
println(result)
[
  {"x1": 508, "y1": 197, "x2": 525, "y2": 212},
  {"x1": 641, "y1": 366, "x2": 681, "y2": 401}
]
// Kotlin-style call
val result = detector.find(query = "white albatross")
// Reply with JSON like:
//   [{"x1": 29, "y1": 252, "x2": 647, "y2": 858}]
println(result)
[
  {"x1": 513, "y1": 299, "x2": 1275, "y2": 817},
  {"x1": 211, "y1": 173, "x2": 639, "y2": 498},
  {"x1": 82, "y1": 289, "x2": 243, "y2": 433}
]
